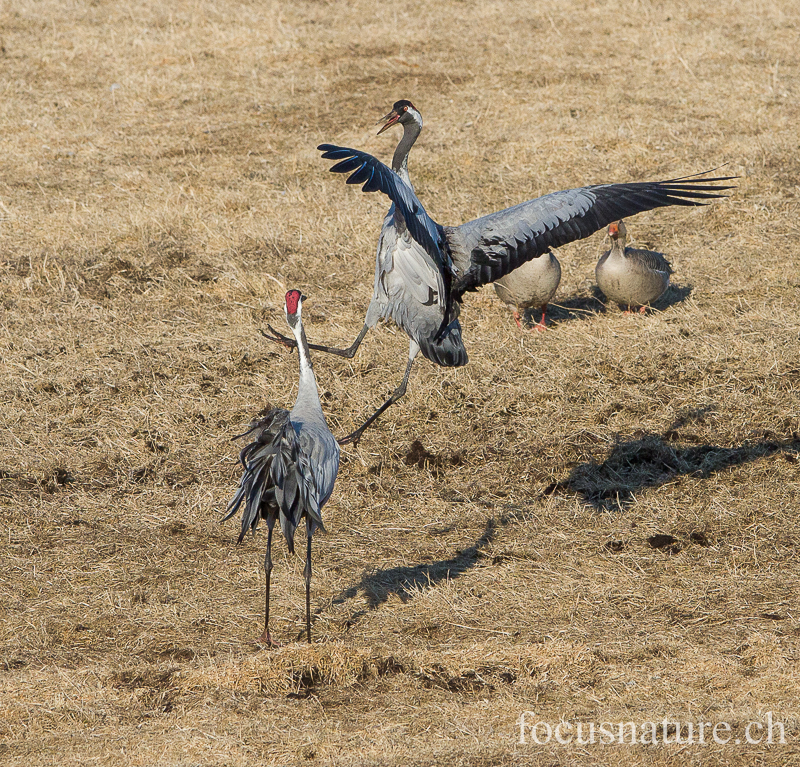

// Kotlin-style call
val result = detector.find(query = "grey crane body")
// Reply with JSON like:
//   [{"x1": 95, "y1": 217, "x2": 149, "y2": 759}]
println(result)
[
  {"x1": 266, "y1": 100, "x2": 734, "y2": 443},
  {"x1": 362, "y1": 102, "x2": 465, "y2": 369},
  {"x1": 365, "y1": 197, "x2": 466, "y2": 368},
  {"x1": 224, "y1": 289, "x2": 339, "y2": 645},
  {"x1": 595, "y1": 220, "x2": 672, "y2": 311}
]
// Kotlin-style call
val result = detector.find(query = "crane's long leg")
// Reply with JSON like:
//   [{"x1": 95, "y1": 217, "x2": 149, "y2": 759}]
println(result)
[
  {"x1": 263, "y1": 323, "x2": 370, "y2": 359},
  {"x1": 304, "y1": 521, "x2": 313, "y2": 644},
  {"x1": 340, "y1": 341, "x2": 419, "y2": 446},
  {"x1": 259, "y1": 518, "x2": 280, "y2": 647}
]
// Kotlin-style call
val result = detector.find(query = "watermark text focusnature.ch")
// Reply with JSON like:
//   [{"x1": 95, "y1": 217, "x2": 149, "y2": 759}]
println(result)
[{"x1": 518, "y1": 712, "x2": 786, "y2": 745}]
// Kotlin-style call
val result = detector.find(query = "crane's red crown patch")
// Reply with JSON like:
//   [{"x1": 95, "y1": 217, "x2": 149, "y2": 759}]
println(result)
[{"x1": 285, "y1": 290, "x2": 301, "y2": 314}]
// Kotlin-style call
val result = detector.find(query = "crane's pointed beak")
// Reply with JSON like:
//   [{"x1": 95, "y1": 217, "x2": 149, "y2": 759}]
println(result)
[{"x1": 377, "y1": 109, "x2": 401, "y2": 135}]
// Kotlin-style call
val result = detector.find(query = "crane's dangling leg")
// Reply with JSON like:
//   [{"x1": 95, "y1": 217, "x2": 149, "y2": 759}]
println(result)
[
  {"x1": 340, "y1": 341, "x2": 419, "y2": 447},
  {"x1": 304, "y1": 521, "x2": 313, "y2": 644},
  {"x1": 259, "y1": 518, "x2": 280, "y2": 647},
  {"x1": 263, "y1": 323, "x2": 370, "y2": 359}
]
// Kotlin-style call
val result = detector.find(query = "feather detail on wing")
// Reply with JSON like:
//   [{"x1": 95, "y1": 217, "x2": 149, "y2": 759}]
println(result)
[
  {"x1": 449, "y1": 171, "x2": 734, "y2": 295},
  {"x1": 625, "y1": 247, "x2": 674, "y2": 275},
  {"x1": 318, "y1": 144, "x2": 448, "y2": 268}
]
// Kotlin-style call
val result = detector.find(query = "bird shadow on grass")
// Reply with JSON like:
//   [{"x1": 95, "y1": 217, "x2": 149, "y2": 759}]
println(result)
[
  {"x1": 330, "y1": 518, "x2": 497, "y2": 620},
  {"x1": 653, "y1": 283, "x2": 693, "y2": 310},
  {"x1": 330, "y1": 414, "x2": 799, "y2": 622},
  {"x1": 545, "y1": 295, "x2": 606, "y2": 324},
  {"x1": 546, "y1": 410, "x2": 800, "y2": 511},
  {"x1": 587, "y1": 282, "x2": 693, "y2": 313}
]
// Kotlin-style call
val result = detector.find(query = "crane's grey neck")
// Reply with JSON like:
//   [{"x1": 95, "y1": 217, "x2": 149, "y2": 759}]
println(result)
[
  {"x1": 289, "y1": 318, "x2": 321, "y2": 413},
  {"x1": 391, "y1": 117, "x2": 421, "y2": 183}
]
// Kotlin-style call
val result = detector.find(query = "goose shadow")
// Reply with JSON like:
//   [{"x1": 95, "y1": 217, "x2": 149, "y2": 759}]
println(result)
[
  {"x1": 331, "y1": 518, "x2": 497, "y2": 617},
  {"x1": 547, "y1": 415, "x2": 800, "y2": 511},
  {"x1": 590, "y1": 282, "x2": 694, "y2": 312},
  {"x1": 544, "y1": 294, "x2": 607, "y2": 324},
  {"x1": 500, "y1": 282, "x2": 691, "y2": 329},
  {"x1": 653, "y1": 282, "x2": 693, "y2": 310}
]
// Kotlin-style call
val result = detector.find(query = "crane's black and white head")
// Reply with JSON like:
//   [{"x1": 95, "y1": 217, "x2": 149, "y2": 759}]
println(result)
[
  {"x1": 284, "y1": 289, "x2": 305, "y2": 329},
  {"x1": 608, "y1": 220, "x2": 628, "y2": 242},
  {"x1": 377, "y1": 100, "x2": 422, "y2": 135}
]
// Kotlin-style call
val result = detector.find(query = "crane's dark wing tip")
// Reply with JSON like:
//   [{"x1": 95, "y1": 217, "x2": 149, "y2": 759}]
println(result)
[
  {"x1": 328, "y1": 156, "x2": 363, "y2": 174},
  {"x1": 318, "y1": 144, "x2": 354, "y2": 161},
  {"x1": 627, "y1": 168, "x2": 738, "y2": 205},
  {"x1": 658, "y1": 164, "x2": 739, "y2": 183}
]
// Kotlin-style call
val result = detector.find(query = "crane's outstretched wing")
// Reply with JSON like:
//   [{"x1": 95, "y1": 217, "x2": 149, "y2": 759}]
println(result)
[
  {"x1": 449, "y1": 171, "x2": 735, "y2": 296},
  {"x1": 317, "y1": 144, "x2": 449, "y2": 272}
]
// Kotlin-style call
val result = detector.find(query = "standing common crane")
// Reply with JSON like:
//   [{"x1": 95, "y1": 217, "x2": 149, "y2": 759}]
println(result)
[
  {"x1": 266, "y1": 100, "x2": 734, "y2": 444},
  {"x1": 224, "y1": 289, "x2": 340, "y2": 645},
  {"x1": 595, "y1": 219, "x2": 673, "y2": 312}
]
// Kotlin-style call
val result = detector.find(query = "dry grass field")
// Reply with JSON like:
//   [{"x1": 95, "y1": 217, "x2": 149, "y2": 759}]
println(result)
[{"x1": 1, "y1": 0, "x2": 800, "y2": 764}]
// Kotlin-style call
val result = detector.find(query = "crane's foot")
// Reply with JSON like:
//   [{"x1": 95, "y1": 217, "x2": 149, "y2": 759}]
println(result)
[
  {"x1": 338, "y1": 427, "x2": 364, "y2": 447},
  {"x1": 257, "y1": 628, "x2": 282, "y2": 648},
  {"x1": 261, "y1": 325, "x2": 296, "y2": 351}
]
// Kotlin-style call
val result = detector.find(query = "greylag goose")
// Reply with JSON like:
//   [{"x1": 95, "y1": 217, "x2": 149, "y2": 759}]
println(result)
[
  {"x1": 595, "y1": 220, "x2": 672, "y2": 312},
  {"x1": 493, "y1": 251, "x2": 562, "y2": 331}
]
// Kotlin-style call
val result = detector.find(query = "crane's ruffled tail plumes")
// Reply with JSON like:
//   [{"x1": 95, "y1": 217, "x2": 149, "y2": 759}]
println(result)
[
  {"x1": 418, "y1": 318, "x2": 468, "y2": 367},
  {"x1": 271, "y1": 429, "x2": 325, "y2": 550},
  {"x1": 223, "y1": 408, "x2": 325, "y2": 554},
  {"x1": 222, "y1": 409, "x2": 288, "y2": 542}
]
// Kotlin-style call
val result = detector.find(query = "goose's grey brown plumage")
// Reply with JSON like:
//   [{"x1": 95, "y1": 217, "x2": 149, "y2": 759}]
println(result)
[
  {"x1": 493, "y1": 250, "x2": 562, "y2": 331},
  {"x1": 224, "y1": 290, "x2": 339, "y2": 646},
  {"x1": 595, "y1": 220, "x2": 672, "y2": 312}
]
